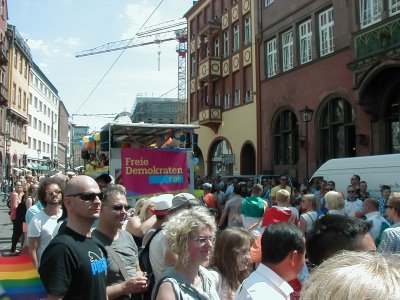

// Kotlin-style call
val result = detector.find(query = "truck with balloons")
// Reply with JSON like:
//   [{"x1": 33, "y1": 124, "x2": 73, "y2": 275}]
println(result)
[{"x1": 84, "y1": 121, "x2": 200, "y2": 206}]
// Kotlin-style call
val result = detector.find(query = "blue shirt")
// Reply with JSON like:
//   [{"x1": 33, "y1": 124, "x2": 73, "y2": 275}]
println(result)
[
  {"x1": 25, "y1": 201, "x2": 44, "y2": 225},
  {"x1": 378, "y1": 222, "x2": 400, "y2": 253}
]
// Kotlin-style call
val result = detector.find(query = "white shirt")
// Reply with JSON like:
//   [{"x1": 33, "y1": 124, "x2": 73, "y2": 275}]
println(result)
[
  {"x1": 234, "y1": 263, "x2": 293, "y2": 300},
  {"x1": 365, "y1": 211, "x2": 390, "y2": 241},
  {"x1": 149, "y1": 229, "x2": 168, "y2": 282},
  {"x1": 27, "y1": 210, "x2": 60, "y2": 266},
  {"x1": 344, "y1": 198, "x2": 364, "y2": 217}
]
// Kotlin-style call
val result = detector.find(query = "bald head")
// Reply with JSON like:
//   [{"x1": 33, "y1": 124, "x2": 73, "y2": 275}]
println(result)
[{"x1": 64, "y1": 175, "x2": 99, "y2": 196}]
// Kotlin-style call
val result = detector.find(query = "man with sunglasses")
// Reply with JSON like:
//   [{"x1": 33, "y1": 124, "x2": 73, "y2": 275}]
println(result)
[
  {"x1": 92, "y1": 184, "x2": 149, "y2": 300},
  {"x1": 270, "y1": 175, "x2": 292, "y2": 205},
  {"x1": 39, "y1": 175, "x2": 108, "y2": 300},
  {"x1": 344, "y1": 185, "x2": 364, "y2": 218},
  {"x1": 27, "y1": 177, "x2": 65, "y2": 269}
]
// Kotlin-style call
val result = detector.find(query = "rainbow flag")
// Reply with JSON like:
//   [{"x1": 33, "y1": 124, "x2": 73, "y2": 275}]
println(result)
[{"x1": 0, "y1": 255, "x2": 47, "y2": 300}]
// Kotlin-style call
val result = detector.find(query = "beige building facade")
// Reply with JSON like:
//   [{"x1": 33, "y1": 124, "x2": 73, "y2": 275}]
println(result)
[{"x1": 185, "y1": 0, "x2": 260, "y2": 177}]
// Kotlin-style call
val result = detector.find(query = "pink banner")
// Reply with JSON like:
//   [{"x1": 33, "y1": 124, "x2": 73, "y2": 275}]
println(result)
[{"x1": 121, "y1": 148, "x2": 188, "y2": 196}]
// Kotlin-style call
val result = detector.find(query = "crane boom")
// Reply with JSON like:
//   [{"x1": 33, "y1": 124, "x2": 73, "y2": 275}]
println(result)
[{"x1": 75, "y1": 34, "x2": 178, "y2": 58}]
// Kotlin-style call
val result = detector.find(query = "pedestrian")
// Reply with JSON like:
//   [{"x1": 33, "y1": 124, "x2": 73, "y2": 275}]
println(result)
[
  {"x1": 92, "y1": 184, "x2": 149, "y2": 300},
  {"x1": 209, "y1": 227, "x2": 253, "y2": 300},
  {"x1": 39, "y1": 175, "x2": 108, "y2": 300},
  {"x1": 234, "y1": 222, "x2": 306, "y2": 300},
  {"x1": 152, "y1": 206, "x2": 219, "y2": 300},
  {"x1": 27, "y1": 177, "x2": 64, "y2": 268},
  {"x1": 9, "y1": 181, "x2": 24, "y2": 254},
  {"x1": 378, "y1": 192, "x2": 400, "y2": 253}
]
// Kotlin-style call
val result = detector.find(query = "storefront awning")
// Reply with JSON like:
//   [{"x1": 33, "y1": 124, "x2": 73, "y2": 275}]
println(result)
[{"x1": 13, "y1": 167, "x2": 23, "y2": 173}]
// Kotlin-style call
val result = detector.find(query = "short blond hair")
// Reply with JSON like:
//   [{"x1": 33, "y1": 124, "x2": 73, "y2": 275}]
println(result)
[
  {"x1": 325, "y1": 191, "x2": 344, "y2": 210},
  {"x1": 276, "y1": 189, "x2": 290, "y2": 204},
  {"x1": 300, "y1": 251, "x2": 400, "y2": 300}
]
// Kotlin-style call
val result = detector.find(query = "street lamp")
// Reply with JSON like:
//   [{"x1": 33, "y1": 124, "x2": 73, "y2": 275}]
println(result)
[
  {"x1": 299, "y1": 105, "x2": 314, "y2": 181},
  {"x1": 2, "y1": 133, "x2": 10, "y2": 182}
]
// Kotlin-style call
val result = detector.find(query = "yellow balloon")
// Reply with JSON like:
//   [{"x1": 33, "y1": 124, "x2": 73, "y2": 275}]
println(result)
[
  {"x1": 82, "y1": 135, "x2": 90, "y2": 143},
  {"x1": 194, "y1": 165, "x2": 200, "y2": 173},
  {"x1": 94, "y1": 132, "x2": 101, "y2": 142}
]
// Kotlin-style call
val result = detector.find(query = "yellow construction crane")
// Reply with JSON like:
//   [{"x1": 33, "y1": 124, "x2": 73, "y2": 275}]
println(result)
[{"x1": 75, "y1": 19, "x2": 188, "y2": 123}]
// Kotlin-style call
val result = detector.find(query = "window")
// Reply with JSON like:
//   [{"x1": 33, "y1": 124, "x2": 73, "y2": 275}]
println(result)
[
  {"x1": 214, "y1": 94, "x2": 221, "y2": 106},
  {"x1": 389, "y1": 0, "x2": 400, "y2": 16},
  {"x1": 224, "y1": 93, "x2": 230, "y2": 109},
  {"x1": 282, "y1": 30, "x2": 293, "y2": 71},
  {"x1": 274, "y1": 110, "x2": 298, "y2": 164},
  {"x1": 265, "y1": 0, "x2": 275, "y2": 6},
  {"x1": 223, "y1": 31, "x2": 229, "y2": 57},
  {"x1": 233, "y1": 24, "x2": 240, "y2": 51},
  {"x1": 299, "y1": 20, "x2": 312, "y2": 64},
  {"x1": 245, "y1": 90, "x2": 253, "y2": 103},
  {"x1": 23, "y1": 92, "x2": 26, "y2": 110},
  {"x1": 13, "y1": 52, "x2": 17, "y2": 68},
  {"x1": 18, "y1": 88, "x2": 22, "y2": 107},
  {"x1": 244, "y1": 17, "x2": 251, "y2": 45},
  {"x1": 319, "y1": 97, "x2": 356, "y2": 162},
  {"x1": 266, "y1": 38, "x2": 277, "y2": 77},
  {"x1": 359, "y1": 0, "x2": 383, "y2": 28},
  {"x1": 33, "y1": 117, "x2": 37, "y2": 129},
  {"x1": 319, "y1": 8, "x2": 334, "y2": 56},
  {"x1": 12, "y1": 84, "x2": 16, "y2": 103},
  {"x1": 29, "y1": 93, "x2": 32, "y2": 105},
  {"x1": 34, "y1": 96, "x2": 38, "y2": 108},
  {"x1": 234, "y1": 89, "x2": 240, "y2": 106},
  {"x1": 214, "y1": 38, "x2": 220, "y2": 57},
  {"x1": 19, "y1": 55, "x2": 22, "y2": 73}
]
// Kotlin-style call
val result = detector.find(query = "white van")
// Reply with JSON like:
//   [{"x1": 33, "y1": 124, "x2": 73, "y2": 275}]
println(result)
[{"x1": 310, "y1": 154, "x2": 400, "y2": 198}]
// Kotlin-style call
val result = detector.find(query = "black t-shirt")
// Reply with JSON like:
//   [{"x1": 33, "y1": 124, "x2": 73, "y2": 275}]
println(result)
[{"x1": 39, "y1": 226, "x2": 108, "y2": 300}]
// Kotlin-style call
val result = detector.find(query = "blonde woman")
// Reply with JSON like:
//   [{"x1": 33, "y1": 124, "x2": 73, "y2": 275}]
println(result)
[
  {"x1": 299, "y1": 194, "x2": 318, "y2": 235},
  {"x1": 125, "y1": 197, "x2": 156, "y2": 247},
  {"x1": 324, "y1": 191, "x2": 345, "y2": 215},
  {"x1": 300, "y1": 251, "x2": 400, "y2": 300},
  {"x1": 153, "y1": 207, "x2": 219, "y2": 300}
]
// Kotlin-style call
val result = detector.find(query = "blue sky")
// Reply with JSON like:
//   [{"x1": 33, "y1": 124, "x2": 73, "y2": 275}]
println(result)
[{"x1": 7, "y1": 0, "x2": 195, "y2": 131}]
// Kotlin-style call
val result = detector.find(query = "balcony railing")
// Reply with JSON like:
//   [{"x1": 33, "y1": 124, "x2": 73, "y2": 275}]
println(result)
[
  {"x1": 198, "y1": 106, "x2": 222, "y2": 133},
  {"x1": 198, "y1": 57, "x2": 221, "y2": 82},
  {"x1": 349, "y1": 17, "x2": 400, "y2": 70},
  {"x1": 199, "y1": 18, "x2": 221, "y2": 37}
]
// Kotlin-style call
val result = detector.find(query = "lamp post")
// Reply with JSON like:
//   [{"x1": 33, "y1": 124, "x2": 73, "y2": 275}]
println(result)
[
  {"x1": 2, "y1": 133, "x2": 10, "y2": 182},
  {"x1": 299, "y1": 105, "x2": 314, "y2": 181}
]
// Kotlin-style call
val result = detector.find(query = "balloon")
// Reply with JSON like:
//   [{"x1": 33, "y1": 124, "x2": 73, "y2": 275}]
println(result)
[
  {"x1": 193, "y1": 157, "x2": 199, "y2": 165},
  {"x1": 79, "y1": 140, "x2": 84, "y2": 146},
  {"x1": 86, "y1": 142, "x2": 95, "y2": 149},
  {"x1": 93, "y1": 132, "x2": 101, "y2": 142},
  {"x1": 194, "y1": 165, "x2": 200, "y2": 173},
  {"x1": 179, "y1": 135, "x2": 186, "y2": 142},
  {"x1": 82, "y1": 135, "x2": 90, "y2": 143},
  {"x1": 89, "y1": 135, "x2": 95, "y2": 142},
  {"x1": 165, "y1": 137, "x2": 173, "y2": 145}
]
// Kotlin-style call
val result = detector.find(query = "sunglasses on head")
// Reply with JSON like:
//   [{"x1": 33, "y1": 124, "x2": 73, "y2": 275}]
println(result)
[
  {"x1": 104, "y1": 204, "x2": 131, "y2": 212},
  {"x1": 66, "y1": 192, "x2": 103, "y2": 201}
]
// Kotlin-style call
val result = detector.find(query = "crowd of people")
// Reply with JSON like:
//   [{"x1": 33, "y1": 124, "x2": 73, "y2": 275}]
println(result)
[{"x1": 4, "y1": 171, "x2": 400, "y2": 299}]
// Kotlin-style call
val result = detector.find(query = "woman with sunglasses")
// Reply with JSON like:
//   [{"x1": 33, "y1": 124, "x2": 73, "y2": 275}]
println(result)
[
  {"x1": 27, "y1": 177, "x2": 65, "y2": 268},
  {"x1": 208, "y1": 228, "x2": 253, "y2": 300},
  {"x1": 378, "y1": 192, "x2": 400, "y2": 253},
  {"x1": 153, "y1": 207, "x2": 220, "y2": 300}
]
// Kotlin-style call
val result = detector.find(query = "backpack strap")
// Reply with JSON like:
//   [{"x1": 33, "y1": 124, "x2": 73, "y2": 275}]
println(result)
[
  {"x1": 145, "y1": 226, "x2": 163, "y2": 248},
  {"x1": 105, "y1": 245, "x2": 130, "y2": 280}
]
